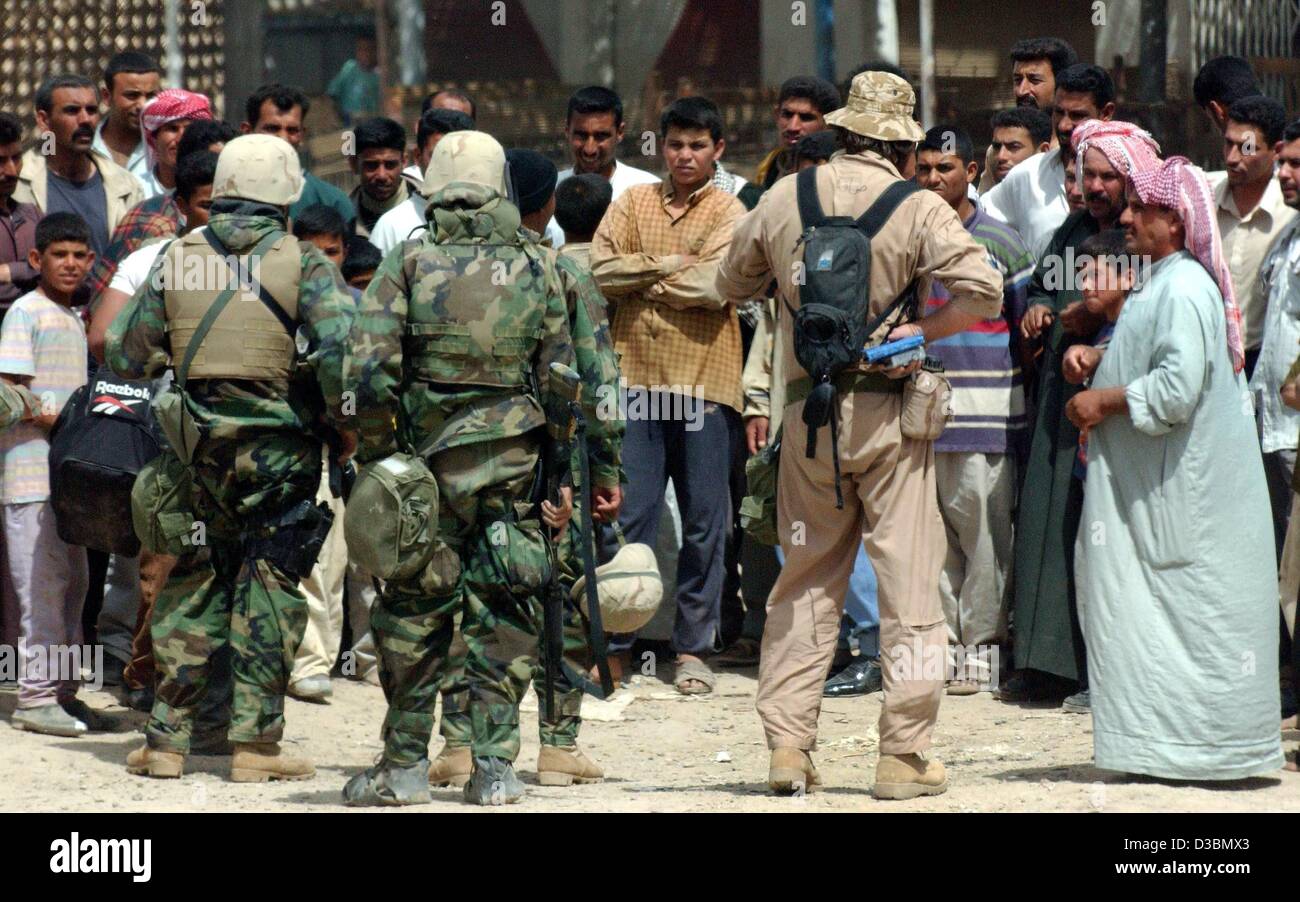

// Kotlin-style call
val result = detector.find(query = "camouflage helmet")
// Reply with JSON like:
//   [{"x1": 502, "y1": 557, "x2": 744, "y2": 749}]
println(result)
[
  {"x1": 212, "y1": 134, "x2": 305, "y2": 206},
  {"x1": 824, "y1": 71, "x2": 925, "y2": 143},
  {"x1": 422, "y1": 130, "x2": 508, "y2": 196},
  {"x1": 345, "y1": 453, "x2": 441, "y2": 582},
  {"x1": 570, "y1": 533, "x2": 663, "y2": 634}
]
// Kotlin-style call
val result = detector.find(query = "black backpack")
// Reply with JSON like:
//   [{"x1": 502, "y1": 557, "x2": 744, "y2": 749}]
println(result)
[
  {"x1": 49, "y1": 367, "x2": 163, "y2": 555},
  {"x1": 788, "y1": 166, "x2": 922, "y2": 507}
]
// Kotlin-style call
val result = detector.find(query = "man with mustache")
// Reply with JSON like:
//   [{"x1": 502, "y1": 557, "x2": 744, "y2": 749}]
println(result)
[
  {"x1": 0, "y1": 113, "x2": 41, "y2": 320},
  {"x1": 976, "y1": 38, "x2": 1078, "y2": 194},
  {"x1": 1005, "y1": 119, "x2": 1161, "y2": 709},
  {"x1": 980, "y1": 64, "x2": 1116, "y2": 263},
  {"x1": 14, "y1": 75, "x2": 143, "y2": 262},
  {"x1": 753, "y1": 76, "x2": 842, "y2": 193},
  {"x1": 91, "y1": 51, "x2": 161, "y2": 190}
]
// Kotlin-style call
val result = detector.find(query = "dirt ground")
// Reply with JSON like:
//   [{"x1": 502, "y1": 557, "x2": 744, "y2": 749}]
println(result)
[{"x1": 2, "y1": 669, "x2": 1297, "y2": 813}]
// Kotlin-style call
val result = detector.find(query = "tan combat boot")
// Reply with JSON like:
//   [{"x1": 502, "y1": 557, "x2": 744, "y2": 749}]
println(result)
[
  {"x1": 126, "y1": 744, "x2": 184, "y2": 779},
  {"x1": 537, "y1": 745, "x2": 605, "y2": 786},
  {"x1": 230, "y1": 742, "x2": 316, "y2": 783},
  {"x1": 427, "y1": 744, "x2": 473, "y2": 788},
  {"x1": 873, "y1": 753, "x2": 948, "y2": 800},
  {"x1": 768, "y1": 747, "x2": 822, "y2": 794}
]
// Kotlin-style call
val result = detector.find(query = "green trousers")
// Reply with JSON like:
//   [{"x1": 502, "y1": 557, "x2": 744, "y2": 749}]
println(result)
[
  {"x1": 147, "y1": 545, "x2": 308, "y2": 753},
  {"x1": 372, "y1": 490, "x2": 555, "y2": 766}
]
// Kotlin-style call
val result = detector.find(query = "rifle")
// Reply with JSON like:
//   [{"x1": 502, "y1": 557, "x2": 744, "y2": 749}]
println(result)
[
  {"x1": 541, "y1": 365, "x2": 578, "y2": 723},
  {"x1": 546, "y1": 363, "x2": 616, "y2": 708}
]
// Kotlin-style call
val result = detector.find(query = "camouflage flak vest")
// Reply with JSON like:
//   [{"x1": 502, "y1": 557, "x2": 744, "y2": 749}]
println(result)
[
  {"x1": 405, "y1": 190, "x2": 557, "y2": 391},
  {"x1": 162, "y1": 231, "x2": 301, "y2": 380}
]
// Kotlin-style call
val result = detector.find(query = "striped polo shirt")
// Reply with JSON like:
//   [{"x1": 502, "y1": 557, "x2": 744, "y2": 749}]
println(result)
[{"x1": 925, "y1": 207, "x2": 1034, "y2": 454}]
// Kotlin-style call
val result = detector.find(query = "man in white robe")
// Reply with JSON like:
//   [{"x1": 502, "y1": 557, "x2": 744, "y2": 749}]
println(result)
[{"x1": 1067, "y1": 157, "x2": 1283, "y2": 780}]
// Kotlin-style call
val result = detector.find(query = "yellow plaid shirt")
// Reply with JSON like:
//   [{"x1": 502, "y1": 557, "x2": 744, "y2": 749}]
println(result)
[{"x1": 591, "y1": 180, "x2": 746, "y2": 412}]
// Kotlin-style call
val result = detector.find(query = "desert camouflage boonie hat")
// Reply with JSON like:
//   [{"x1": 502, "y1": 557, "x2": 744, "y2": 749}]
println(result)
[
  {"x1": 212, "y1": 134, "x2": 304, "y2": 205},
  {"x1": 422, "y1": 130, "x2": 508, "y2": 196},
  {"x1": 824, "y1": 71, "x2": 925, "y2": 143}
]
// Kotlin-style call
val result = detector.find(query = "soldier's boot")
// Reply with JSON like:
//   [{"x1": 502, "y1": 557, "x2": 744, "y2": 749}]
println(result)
[
  {"x1": 872, "y1": 753, "x2": 948, "y2": 800},
  {"x1": 190, "y1": 727, "x2": 234, "y2": 757},
  {"x1": 125, "y1": 744, "x2": 184, "y2": 779},
  {"x1": 537, "y1": 744, "x2": 605, "y2": 786},
  {"x1": 342, "y1": 758, "x2": 433, "y2": 807},
  {"x1": 427, "y1": 743, "x2": 473, "y2": 788},
  {"x1": 463, "y1": 756, "x2": 525, "y2": 806},
  {"x1": 230, "y1": 742, "x2": 316, "y2": 783},
  {"x1": 768, "y1": 747, "x2": 822, "y2": 795}
]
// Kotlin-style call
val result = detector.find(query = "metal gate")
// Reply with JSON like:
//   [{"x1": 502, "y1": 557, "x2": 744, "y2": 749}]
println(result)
[{"x1": 0, "y1": 0, "x2": 227, "y2": 126}]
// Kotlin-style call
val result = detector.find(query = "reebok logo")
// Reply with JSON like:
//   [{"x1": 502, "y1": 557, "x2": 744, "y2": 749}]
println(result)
[
  {"x1": 91, "y1": 395, "x2": 144, "y2": 416},
  {"x1": 94, "y1": 380, "x2": 151, "y2": 400}
]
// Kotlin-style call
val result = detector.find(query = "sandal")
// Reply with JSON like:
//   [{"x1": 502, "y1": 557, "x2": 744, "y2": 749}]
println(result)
[
  {"x1": 674, "y1": 658, "x2": 716, "y2": 695},
  {"x1": 714, "y1": 637, "x2": 761, "y2": 668}
]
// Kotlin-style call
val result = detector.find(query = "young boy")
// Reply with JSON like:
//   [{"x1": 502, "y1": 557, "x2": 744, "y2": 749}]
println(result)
[
  {"x1": 554, "y1": 173, "x2": 612, "y2": 271},
  {"x1": 0, "y1": 212, "x2": 95, "y2": 736},
  {"x1": 1063, "y1": 229, "x2": 1134, "y2": 386},
  {"x1": 340, "y1": 236, "x2": 381, "y2": 294},
  {"x1": 291, "y1": 204, "x2": 349, "y2": 267}
]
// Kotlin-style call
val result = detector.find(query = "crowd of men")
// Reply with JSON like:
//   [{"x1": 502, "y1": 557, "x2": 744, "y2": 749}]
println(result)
[{"x1": 0, "y1": 35, "x2": 1297, "y2": 805}]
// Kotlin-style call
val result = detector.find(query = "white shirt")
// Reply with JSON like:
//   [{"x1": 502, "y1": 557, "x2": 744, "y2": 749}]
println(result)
[
  {"x1": 1249, "y1": 219, "x2": 1300, "y2": 453},
  {"x1": 92, "y1": 123, "x2": 151, "y2": 196},
  {"x1": 545, "y1": 159, "x2": 660, "y2": 247},
  {"x1": 109, "y1": 231, "x2": 203, "y2": 297},
  {"x1": 978, "y1": 149, "x2": 1068, "y2": 262},
  {"x1": 368, "y1": 194, "x2": 428, "y2": 257},
  {"x1": 1210, "y1": 172, "x2": 1298, "y2": 350}
]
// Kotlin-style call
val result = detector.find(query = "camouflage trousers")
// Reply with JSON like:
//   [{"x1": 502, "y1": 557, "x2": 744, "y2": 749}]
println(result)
[
  {"x1": 373, "y1": 437, "x2": 559, "y2": 765},
  {"x1": 438, "y1": 488, "x2": 597, "y2": 750},
  {"x1": 438, "y1": 591, "x2": 590, "y2": 750},
  {"x1": 146, "y1": 544, "x2": 308, "y2": 753}
]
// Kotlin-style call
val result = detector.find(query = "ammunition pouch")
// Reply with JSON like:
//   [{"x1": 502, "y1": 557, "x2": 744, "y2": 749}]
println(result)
[{"x1": 246, "y1": 498, "x2": 335, "y2": 581}]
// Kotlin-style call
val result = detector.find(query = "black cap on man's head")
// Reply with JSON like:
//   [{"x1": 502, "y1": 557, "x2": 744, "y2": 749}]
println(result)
[{"x1": 505, "y1": 149, "x2": 558, "y2": 217}]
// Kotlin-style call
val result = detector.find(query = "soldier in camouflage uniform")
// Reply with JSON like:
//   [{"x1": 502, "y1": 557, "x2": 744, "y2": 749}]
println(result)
[
  {"x1": 105, "y1": 134, "x2": 355, "y2": 782},
  {"x1": 428, "y1": 150, "x2": 623, "y2": 789},
  {"x1": 341, "y1": 132, "x2": 577, "y2": 806}
]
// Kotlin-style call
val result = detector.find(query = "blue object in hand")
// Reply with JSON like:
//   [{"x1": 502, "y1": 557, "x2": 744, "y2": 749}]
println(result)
[{"x1": 863, "y1": 333, "x2": 925, "y2": 367}]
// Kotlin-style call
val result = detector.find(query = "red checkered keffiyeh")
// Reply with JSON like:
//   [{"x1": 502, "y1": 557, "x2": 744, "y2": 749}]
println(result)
[
  {"x1": 1071, "y1": 119, "x2": 1162, "y2": 179},
  {"x1": 1130, "y1": 156, "x2": 1246, "y2": 373},
  {"x1": 140, "y1": 89, "x2": 212, "y2": 171}
]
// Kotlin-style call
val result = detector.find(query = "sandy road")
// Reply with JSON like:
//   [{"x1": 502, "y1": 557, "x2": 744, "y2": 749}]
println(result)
[{"x1": 2, "y1": 669, "x2": 1296, "y2": 812}]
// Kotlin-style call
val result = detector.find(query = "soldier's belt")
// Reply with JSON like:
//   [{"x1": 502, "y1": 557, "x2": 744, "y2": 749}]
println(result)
[{"x1": 785, "y1": 370, "x2": 904, "y2": 406}]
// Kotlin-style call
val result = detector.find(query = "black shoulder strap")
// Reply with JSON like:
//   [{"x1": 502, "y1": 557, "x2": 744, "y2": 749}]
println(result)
[
  {"x1": 796, "y1": 165, "x2": 826, "y2": 229},
  {"x1": 854, "y1": 180, "x2": 922, "y2": 240},
  {"x1": 201, "y1": 229, "x2": 298, "y2": 336}
]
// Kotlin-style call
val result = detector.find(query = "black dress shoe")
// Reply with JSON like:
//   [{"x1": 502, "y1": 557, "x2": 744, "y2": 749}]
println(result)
[
  {"x1": 827, "y1": 647, "x2": 854, "y2": 677},
  {"x1": 823, "y1": 657, "x2": 882, "y2": 697},
  {"x1": 994, "y1": 670, "x2": 1074, "y2": 703}
]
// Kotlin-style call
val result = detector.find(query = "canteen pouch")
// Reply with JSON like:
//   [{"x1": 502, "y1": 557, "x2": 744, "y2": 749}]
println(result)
[
  {"x1": 345, "y1": 453, "x2": 441, "y2": 582},
  {"x1": 131, "y1": 451, "x2": 202, "y2": 556},
  {"x1": 740, "y1": 428, "x2": 782, "y2": 546},
  {"x1": 900, "y1": 369, "x2": 953, "y2": 441}
]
